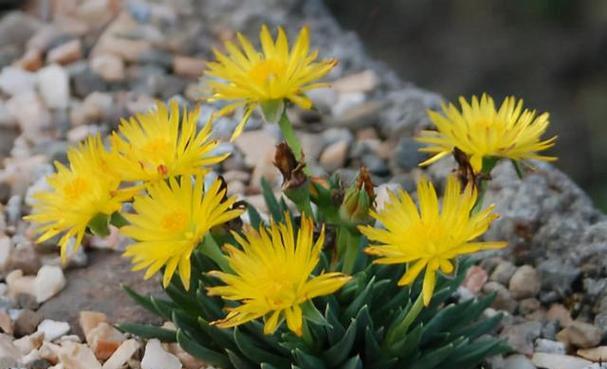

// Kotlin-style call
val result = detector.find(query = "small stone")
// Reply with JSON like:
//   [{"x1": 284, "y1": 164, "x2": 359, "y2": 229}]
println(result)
[
  {"x1": 535, "y1": 338, "x2": 566, "y2": 354},
  {"x1": 546, "y1": 304, "x2": 573, "y2": 327},
  {"x1": 519, "y1": 298, "x2": 541, "y2": 315},
  {"x1": 509, "y1": 265, "x2": 541, "y2": 299},
  {"x1": 531, "y1": 353, "x2": 591, "y2": 369},
  {"x1": 67, "y1": 124, "x2": 100, "y2": 142},
  {"x1": 14, "y1": 310, "x2": 42, "y2": 337},
  {"x1": 490, "y1": 260, "x2": 517, "y2": 285},
  {"x1": 172, "y1": 55, "x2": 206, "y2": 78},
  {"x1": 557, "y1": 320, "x2": 603, "y2": 349},
  {"x1": 577, "y1": 346, "x2": 607, "y2": 362},
  {"x1": 0, "y1": 311, "x2": 12, "y2": 335},
  {"x1": 8, "y1": 243, "x2": 41, "y2": 276},
  {"x1": 503, "y1": 354, "x2": 536, "y2": 369},
  {"x1": 34, "y1": 265, "x2": 66, "y2": 303},
  {"x1": 47, "y1": 39, "x2": 82, "y2": 65},
  {"x1": 167, "y1": 342, "x2": 204, "y2": 369},
  {"x1": 0, "y1": 66, "x2": 36, "y2": 96},
  {"x1": 500, "y1": 321, "x2": 542, "y2": 355},
  {"x1": 141, "y1": 339, "x2": 181, "y2": 369},
  {"x1": 0, "y1": 236, "x2": 12, "y2": 272},
  {"x1": 18, "y1": 49, "x2": 43, "y2": 72},
  {"x1": 13, "y1": 331, "x2": 44, "y2": 355},
  {"x1": 37, "y1": 319, "x2": 70, "y2": 341},
  {"x1": 483, "y1": 281, "x2": 518, "y2": 313},
  {"x1": 90, "y1": 54, "x2": 125, "y2": 82},
  {"x1": 86, "y1": 322, "x2": 125, "y2": 360},
  {"x1": 37, "y1": 64, "x2": 70, "y2": 109},
  {"x1": 6, "y1": 269, "x2": 35, "y2": 300},
  {"x1": 332, "y1": 70, "x2": 379, "y2": 93},
  {"x1": 56, "y1": 341, "x2": 102, "y2": 369},
  {"x1": 6, "y1": 91, "x2": 51, "y2": 142},
  {"x1": 0, "y1": 333, "x2": 22, "y2": 362},
  {"x1": 102, "y1": 339, "x2": 140, "y2": 369},
  {"x1": 319, "y1": 140, "x2": 349, "y2": 172},
  {"x1": 28, "y1": 358, "x2": 51, "y2": 369},
  {"x1": 462, "y1": 266, "x2": 488, "y2": 295}
]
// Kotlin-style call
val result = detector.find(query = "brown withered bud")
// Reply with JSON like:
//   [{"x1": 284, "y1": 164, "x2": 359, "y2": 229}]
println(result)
[
  {"x1": 355, "y1": 166, "x2": 375, "y2": 200},
  {"x1": 273, "y1": 142, "x2": 307, "y2": 190},
  {"x1": 453, "y1": 147, "x2": 476, "y2": 188},
  {"x1": 211, "y1": 176, "x2": 245, "y2": 233}
]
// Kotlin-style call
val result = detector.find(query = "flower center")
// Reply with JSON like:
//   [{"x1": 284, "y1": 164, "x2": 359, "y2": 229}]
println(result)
[
  {"x1": 249, "y1": 59, "x2": 286, "y2": 85},
  {"x1": 63, "y1": 177, "x2": 89, "y2": 200},
  {"x1": 161, "y1": 211, "x2": 188, "y2": 233},
  {"x1": 260, "y1": 270, "x2": 300, "y2": 307},
  {"x1": 141, "y1": 138, "x2": 170, "y2": 163}
]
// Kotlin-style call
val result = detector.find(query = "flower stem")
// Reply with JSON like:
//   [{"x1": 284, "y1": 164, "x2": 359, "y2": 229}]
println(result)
[
  {"x1": 202, "y1": 235, "x2": 231, "y2": 272},
  {"x1": 277, "y1": 111, "x2": 312, "y2": 175},
  {"x1": 385, "y1": 292, "x2": 424, "y2": 347},
  {"x1": 339, "y1": 227, "x2": 361, "y2": 275}
]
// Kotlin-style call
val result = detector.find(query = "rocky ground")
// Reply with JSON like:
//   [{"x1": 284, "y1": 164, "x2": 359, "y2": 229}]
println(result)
[{"x1": 0, "y1": 0, "x2": 605, "y2": 368}]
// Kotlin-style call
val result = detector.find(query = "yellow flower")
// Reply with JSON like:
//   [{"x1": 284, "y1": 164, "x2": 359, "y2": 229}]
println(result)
[
  {"x1": 359, "y1": 176, "x2": 507, "y2": 306},
  {"x1": 205, "y1": 25, "x2": 336, "y2": 140},
  {"x1": 208, "y1": 216, "x2": 351, "y2": 336},
  {"x1": 25, "y1": 135, "x2": 130, "y2": 260},
  {"x1": 417, "y1": 94, "x2": 557, "y2": 172},
  {"x1": 110, "y1": 101, "x2": 228, "y2": 183},
  {"x1": 121, "y1": 176, "x2": 243, "y2": 289}
]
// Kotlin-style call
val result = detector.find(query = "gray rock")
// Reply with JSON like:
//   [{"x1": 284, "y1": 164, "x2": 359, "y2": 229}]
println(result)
[
  {"x1": 393, "y1": 136, "x2": 426, "y2": 172},
  {"x1": 534, "y1": 338, "x2": 566, "y2": 354},
  {"x1": 537, "y1": 259, "x2": 580, "y2": 298},
  {"x1": 490, "y1": 261, "x2": 517, "y2": 286},
  {"x1": 378, "y1": 88, "x2": 442, "y2": 137},
  {"x1": 500, "y1": 321, "x2": 542, "y2": 355},
  {"x1": 483, "y1": 281, "x2": 518, "y2": 314},
  {"x1": 0, "y1": 12, "x2": 42, "y2": 49},
  {"x1": 503, "y1": 354, "x2": 536, "y2": 369},
  {"x1": 14, "y1": 309, "x2": 42, "y2": 337}
]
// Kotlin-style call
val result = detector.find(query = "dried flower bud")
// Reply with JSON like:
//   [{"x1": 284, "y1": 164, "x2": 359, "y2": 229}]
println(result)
[
  {"x1": 339, "y1": 166, "x2": 375, "y2": 225},
  {"x1": 274, "y1": 142, "x2": 307, "y2": 191}
]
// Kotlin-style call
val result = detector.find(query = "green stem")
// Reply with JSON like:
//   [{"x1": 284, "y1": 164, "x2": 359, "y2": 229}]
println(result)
[
  {"x1": 301, "y1": 320, "x2": 314, "y2": 346},
  {"x1": 340, "y1": 227, "x2": 361, "y2": 275},
  {"x1": 277, "y1": 111, "x2": 312, "y2": 175},
  {"x1": 386, "y1": 292, "x2": 424, "y2": 346},
  {"x1": 202, "y1": 235, "x2": 231, "y2": 272},
  {"x1": 471, "y1": 178, "x2": 488, "y2": 214}
]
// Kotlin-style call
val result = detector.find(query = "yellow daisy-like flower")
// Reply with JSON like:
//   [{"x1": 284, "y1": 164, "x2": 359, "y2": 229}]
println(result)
[
  {"x1": 25, "y1": 135, "x2": 130, "y2": 260},
  {"x1": 121, "y1": 176, "x2": 243, "y2": 289},
  {"x1": 110, "y1": 101, "x2": 228, "y2": 183},
  {"x1": 359, "y1": 176, "x2": 507, "y2": 306},
  {"x1": 205, "y1": 25, "x2": 337, "y2": 140},
  {"x1": 208, "y1": 216, "x2": 351, "y2": 336},
  {"x1": 417, "y1": 94, "x2": 557, "y2": 172}
]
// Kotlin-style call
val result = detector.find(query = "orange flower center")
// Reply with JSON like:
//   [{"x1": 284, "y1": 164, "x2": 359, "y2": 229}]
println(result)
[
  {"x1": 249, "y1": 59, "x2": 286, "y2": 85},
  {"x1": 63, "y1": 177, "x2": 89, "y2": 200},
  {"x1": 161, "y1": 211, "x2": 188, "y2": 232}
]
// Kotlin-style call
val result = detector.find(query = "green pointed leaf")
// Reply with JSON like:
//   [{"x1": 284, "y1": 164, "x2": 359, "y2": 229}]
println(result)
[
  {"x1": 199, "y1": 317, "x2": 238, "y2": 352},
  {"x1": 110, "y1": 211, "x2": 129, "y2": 227},
  {"x1": 452, "y1": 313, "x2": 503, "y2": 339},
  {"x1": 511, "y1": 159, "x2": 524, "y2": 179},
  {"x1": 234, "y1": 327, "x2": 291, "y2": 368},
  {"x1": 247, "y1": 203, "x2": 263, "y2": 230},
  {"x1": 177, "y1": 329, "x2": 230, "y2": 368},
  {"x1": 339, "y1": 355, "x2": 363, "y2": 369},
  {"x1": 227, "y1": 349, "x2": 257, "y2": 369},
  {"x1": 116, "y1": 323, "x2": 176, "y2": 342},
  {"x1": 322, "y1": 317, "x2": 357, "y2": 367},
  {"x1": 261, "y1": 178, "x2": 284, "y2": 223},
  {"x1": 302, "y1": 301, "x2": 330, "y2": 328},
  {"x1": 122, "y1": 285, "x2": 159, "y2": 316},
  {"x1": 344, "y1": 277, "x2": 375, "y2": 320},
  {"x1": 294, "y1": 348, "x2": 327, "y2": 369},
  {"x1": 407, "y1": 341, "x2": 456, "y2": 369}
]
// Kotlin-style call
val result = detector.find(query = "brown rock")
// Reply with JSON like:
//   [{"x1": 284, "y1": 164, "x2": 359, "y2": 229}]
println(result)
[
  {"x1": 509, "y1": 265, "x2": 541, "y2": 299},
  {"x1": 319, "y1": 140, "x2": 349, "y2": 172},
  {"x1": 172, "y1": 55, "x2": 206, "y2": 78},
  {"x1": 547, "y1": 304, "x2": 574, "y2": 328},
  {"x1": 47, "y1": 39, "x2": 82, "y2": 65},
  {"x1": 0, "y1": 311, "x2": 12, "y2": 335},
  {"x1": 90, "y1": 54, "x2": 125, "y2": 82},
  {"x1": 557, "y1": 320, "x2": 602, "y2": 349},
  {"x1": 332, "y1": 70, "x2": 379, "y2": 93},
  {"x1": 102, "y1": 339, "x2": 140, "y2": 369},
  {"x1": 18, "y1": 49, "x2": 43, "y2": 72},
  {"x1": 91, "y1": 13, "x2": 151, "y2": 62},
  {"x1": 6, "y1": 269, "x2": 35, "y2": 300},
  {"x1": 57, "y1": 341, "x2": 102, "y2": 369},
  {"x1": 577, "y1": 346, "x2": 607, "y2": 362},
  {"x1": 86, "y1": 322, "x2": 125, "y2": 360},
  {"x1": 462, "y1": 266, "x2": 488, "y2": 295},
  {"x1": 79, "y1": 311, "x2": 107, "y2": 339},
  {"x1": 14, "y1": 310, "x2": 42, "y2": 337}
]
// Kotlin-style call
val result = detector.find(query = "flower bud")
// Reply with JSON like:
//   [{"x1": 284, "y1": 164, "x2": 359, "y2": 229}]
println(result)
[{"x1": 339, "y1": 166, "x2": 375, "y2": 225}]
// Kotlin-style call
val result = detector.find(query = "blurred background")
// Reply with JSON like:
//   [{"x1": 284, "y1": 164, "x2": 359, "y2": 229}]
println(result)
[
  {"x1": 326, "y1": 0, "x2": 607, "y2": 210},
  {"x1": 1, "y1": 0, "x2": 606, "y2": 210}
]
